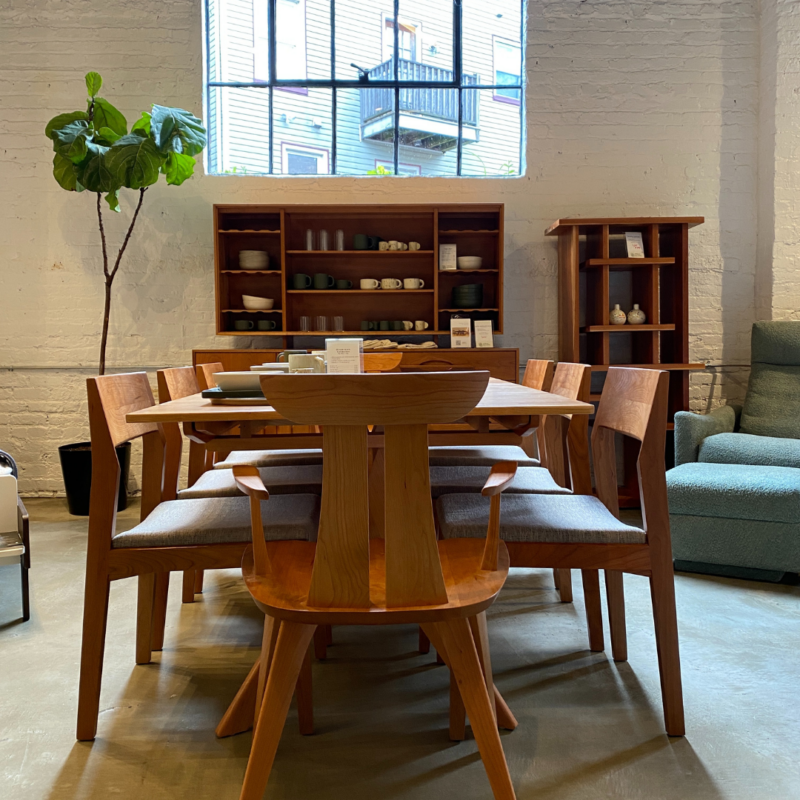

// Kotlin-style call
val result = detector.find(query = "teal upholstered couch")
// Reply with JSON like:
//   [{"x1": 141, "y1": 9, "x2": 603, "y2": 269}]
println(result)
[{"x1": 667, "y1": 321, "x2": 800, "y2": 581}]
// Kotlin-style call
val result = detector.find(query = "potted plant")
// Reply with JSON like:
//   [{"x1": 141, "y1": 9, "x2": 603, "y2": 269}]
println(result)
[{"x1": 46, "y1": 72, "x2": 207, "y2": 515}]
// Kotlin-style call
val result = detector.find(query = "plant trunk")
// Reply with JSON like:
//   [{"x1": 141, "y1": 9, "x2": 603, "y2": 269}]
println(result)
[{"x1": 99, "y1": 279, "x2": 112, "y2": 376}]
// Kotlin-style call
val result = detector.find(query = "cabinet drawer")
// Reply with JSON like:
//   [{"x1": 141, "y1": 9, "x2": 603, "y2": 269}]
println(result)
[{"x1": 398, "y1": 350, "x2": 518, "y2": 382}]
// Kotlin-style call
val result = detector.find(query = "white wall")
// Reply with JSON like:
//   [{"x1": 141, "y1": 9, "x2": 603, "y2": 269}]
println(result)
[{"x1": 0, "y1": 0, "x2": 784, "y2": 495}]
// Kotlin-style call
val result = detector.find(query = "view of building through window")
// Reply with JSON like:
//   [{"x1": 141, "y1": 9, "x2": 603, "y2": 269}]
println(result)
[{"x1": 205, "y1": 0, "x2": 525, "y2": 176}]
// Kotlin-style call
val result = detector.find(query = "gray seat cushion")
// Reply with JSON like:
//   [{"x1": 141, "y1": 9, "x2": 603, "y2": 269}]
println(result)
[
  {"x1": 214, "y1": 449, "x2": 323, "y2": 469},
  {"x1": 667, "y1": 462, "x2": 800, "y2": 524},
  {"x1": 699, "y1": 432, "x2": 800, "y2": 469},
  {"x1": 112, "y1": 495, "x2": 319, "y2": 549},
  {"x1": 428, "y1": 445, "x2": 539, "y2": 468},
  {"x1": 179, "y1": 465, "x2": 323, "y2": 500},
  {"x1": 429, "y1": 466, "x2": 569, "y2": 499},
  {"x1": 437, "y1": 493, "x2": 645, "y2": 544}
]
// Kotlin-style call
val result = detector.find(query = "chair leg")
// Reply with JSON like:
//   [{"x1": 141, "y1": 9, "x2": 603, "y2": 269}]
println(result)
[
  {"x1": 552, "y1": 568, "x2": 560, "y2": 590},
  {"x1": 76, "y1": 575, "x2": 111, "y2": 740},
  {"x1": 419, "y1": 626, "x2": 431, "y2": 654},
  {"x1": 239, "y1": 622, "x2": 317, "y2": 800},
  {"x1": 20, "y1": 560, "x2": 30, "y2": 622},
  {"x1": 436, "y1": 619, "x2": 516, "y2": 800},
  {"x1": 135, "y1": 573, "x2": 156, "y2": 665},
  {"x1": 296, "y1": 643, "x2": 314, "y2": 735},
  {"x1": 151, "y1": 573, "x2": 169, "y2": 651},
  {"x1": 650, "y1": 560, "x2": 685, "y2": 736},
  {"x1": 217, "y1": 659, "x2": 261, "y2": 738},
  {"x1": 449, "y1": 668, "x2": 466, "y2": 741},
  {"x1": 256, "y1": 616, "x2": 281, "y2": 728},
  {"x1": 194, "y1": 570, "x2": 205, "y2": 594},
  {"x1": 469, "y1": 613, "x2": 496, "y2": 722},
  {"x1": 605, "y1": 570, "x2": 628, "y2": 662},
  {"x1": 313, "y1": 625, "x2": 328, "y2": 660},
  {"x1": 182, "y1": 570, "x2": 196, "y2": 603},
  {"x1": 324, "y1": 624, "x2": 333, "y2": 645},
  {"x1": 556, "y1": 569, "x2": 573, "y2": 602},
  {"x1": 581, "y1": 569, "x2": 604, "y2": 652}
]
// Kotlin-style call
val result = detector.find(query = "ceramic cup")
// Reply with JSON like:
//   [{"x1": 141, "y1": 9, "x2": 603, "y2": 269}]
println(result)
[
  {"x1": 381, "y1": 278, "x2": 402, "y2": 290},
  {"x1": 399, "y1": 242, "x2": 408, "y2": 251},
  {"x1": 289, "y1": 354, "x2": 325, "y2": 373},
  {"x1": 354, "y1": 234, "x2": 381, "y2": 250},
  {"x1": 277, "y1": 349, "x2": 308, "y2": 362},
  {"x1": 360, "y1": 278, "x2": 380, "y2": 290},
  {"x1": 234, "y1": 319, "x2": 255, "y2": 331},
  {"x1": 408, "y1": 242, "x2": 421, "y2": 251},
  {"x1": 390, "y1": 321, "x2": 403, "y2": 331},
  {"x1": 335, "y1": 279, "x2": 353, "y2": 290},
  {"x1": 414, "y1": 321, "x2": 429, "y2": 331},
  {"x1": 361, "y1": 321, "x2": 377, "y2": 330},
  {"x1": 387, "y1": 240, "x2": 399, "y2": 251},
  {"x1": 379, "y1": 320, "x2": 390, "y2": 331},
  {"x1": 313, "y1": 273, "x2": 335, "y2": 289},
  {"x1": 378, "y1": 241, "x2": 390, "y2": 251},
  {"x1": 403, "y1": 278, "x2": 425, "y2": 289},
  {"x1": 402, "y1": 320, "x2": 414, "y2": 330},
  {"x1": 293, "y1": 273, "x2": 312, "y2": 289},
  {"x1": 257, "y1": 320, "x2": 278, "y2": 331}
]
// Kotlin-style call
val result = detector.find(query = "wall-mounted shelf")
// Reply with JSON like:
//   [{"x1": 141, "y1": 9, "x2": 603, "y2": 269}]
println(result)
[
  {"x1": 285, "y1": 250, "x2": 434, "y2": 256},
  {"x1": 219, "y1": 229, "x2": 281, "y2": 235},
  {"x1": 220, "y1": 270, "x2": 282, "y2": 275},
  {"x1": 582, "y1": 324, "x2": 676, "y2": 333},
  {"x1": 286, "y1": 289, "x2": 433, "y2": 295},
  {"x1": 582, "y1": 257, "x2": 676, "y2": 269}
]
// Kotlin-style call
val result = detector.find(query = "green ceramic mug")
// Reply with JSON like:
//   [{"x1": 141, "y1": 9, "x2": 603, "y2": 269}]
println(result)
[
  {"x1": 335, "y1": 279, "x2": 353, "y2": 290},
  {"x1": 313, "y1": 273, "x2": 335, "y2": 289},
  {"x1": 257, "y1": 320, "x2": 277, "y2": 331},
  {"x1": 293, "y1": 273, "x2": 312, "y2": 289},
  {"x1": 234, "y1": 319, "x2": 254, "y2": 331}
]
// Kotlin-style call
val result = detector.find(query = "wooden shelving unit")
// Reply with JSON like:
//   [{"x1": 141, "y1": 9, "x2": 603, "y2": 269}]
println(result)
[
  {"x1": 547, "y1": 215, "x2": 705, "y2": 505},
  {"x1": 213, "y1": 204, "x2": 504, "y2": 342}
]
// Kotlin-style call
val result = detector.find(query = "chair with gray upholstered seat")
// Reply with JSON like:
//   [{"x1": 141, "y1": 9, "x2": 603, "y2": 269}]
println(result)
[{"x1": 178, "y1": 464, "x2": 322, "y2": 500}]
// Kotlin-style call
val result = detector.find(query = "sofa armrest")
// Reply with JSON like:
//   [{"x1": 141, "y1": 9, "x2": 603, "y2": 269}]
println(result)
[{"x1": 674, "y1": 404, "x2": 741, "y2": 465}]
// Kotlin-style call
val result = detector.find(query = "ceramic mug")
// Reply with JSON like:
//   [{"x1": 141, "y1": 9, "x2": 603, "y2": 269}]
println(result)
[
  {"x1": 257, "y1": 320, "x2": 278, "y2": 331},
  {"x1": 402, "y1": 320, "x2": 414, "y2": 330},
  {"x1": 335, "y1": 279, "x2": 353, "y2": 290},
  {"x1": 408, "y1": 242, "x2": 421, "y2": 251},
  {"x1": 234, "y1": 319, "x2": 255, "y2": 331},
  {"x1": 379, "y1": 320, "x2": 390, "y2": 331},
  {"x1": 378, "y1": 241, "x2": 389, "y2": 251},
  {"x1": 390, "y1": 321, "x2": 403, "y2": 331},
  {"x1": 360, "y1": 278, "x2": 380, "y2": 290},
  {"x1": 399, "y1": 242, "x2": 408, "y2": 251},
  {"x1": 313, "y1": 273, "x2": 335, "y2": 289},
  {"x1": 288, "y1": 354, "x2": 325, "y2": 373},
  {"x1": 361, "y1": 321, "x2": 377, "y2": 331},
  {"x1": 293, "y1": 273, "x2": 312, "y2": 289},
  {"x1": 403, "y1": 278, "x2": 425, "y2": 289},
  {"x1": 381, "y1": 278, "x2": 402, "y2": 290},
  {"x1": 414, "y1": 321, "x2": 429, "y2": 331},
  {"x1": 277, "y1": 349, "x2": 308, "y2": 362},
  {"x1": 387, "y1": 240, "x2": 399, "y2": 251},
  {"x1": 354, "y1": 234, "x2": 381, "y2": 250}
]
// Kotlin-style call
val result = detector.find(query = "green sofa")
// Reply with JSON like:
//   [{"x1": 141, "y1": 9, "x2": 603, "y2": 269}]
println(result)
[{"x1": 667, "y1": 321, "x2": 800, "y2": 581}]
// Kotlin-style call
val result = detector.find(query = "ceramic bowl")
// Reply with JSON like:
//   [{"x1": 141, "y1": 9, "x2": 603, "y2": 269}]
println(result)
[
  {"x1": 213, "y1": 372, "x2": 264, "y2": 393},
  {"x1": 239, "y1": 250, "x2": 269, "y2": 270},
  {"x1": 249, "y1": 363, "x2": 291, "y2": 372},
  {"x1": 242, "y1": 295, "x2": 274, "y2": 310},
  {"x1": 457, "y1": 256, "x2": 483, "y2": 270}
]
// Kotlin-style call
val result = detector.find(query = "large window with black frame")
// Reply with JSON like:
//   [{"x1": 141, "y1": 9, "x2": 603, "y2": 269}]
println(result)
[{"x1": 204, "y1": 0, "x2": 525, "y2": 176}]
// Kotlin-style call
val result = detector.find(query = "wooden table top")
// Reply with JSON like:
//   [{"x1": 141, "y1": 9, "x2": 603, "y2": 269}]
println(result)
[{"x1": 126, "y1": 378, "x2": 593, "y2": 425}]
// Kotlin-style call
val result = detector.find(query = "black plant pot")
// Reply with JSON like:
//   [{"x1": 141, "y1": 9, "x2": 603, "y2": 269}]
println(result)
[{"x1": 58, "y1": 441, "x2": 131, "y2": 516}]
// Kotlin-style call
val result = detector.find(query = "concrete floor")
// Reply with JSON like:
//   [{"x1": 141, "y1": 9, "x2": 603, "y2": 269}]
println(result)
[{"x1": 1, "y1": 499, "x2": 799, "y2": 799}]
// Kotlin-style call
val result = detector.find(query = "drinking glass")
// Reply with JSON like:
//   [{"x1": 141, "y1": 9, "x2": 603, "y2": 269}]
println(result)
[
  {"x1": 333, "y1": 316, "x2": 345, "y2": 332},
  {"x1": 314, "y1": 315, "x2": 328, "y2": 331},
  {"x1": 334, "y1": 229, "x2": 345, "y2": 251},
  {"x1": 299, "y1": 316, "x2": 311, "y2": 331},
  {"x1": 319, "y1": 229, "x2": 330, "y2": 251},
  {"x1": 305, "y1": 229, "x2": 315, "y2": 251}
]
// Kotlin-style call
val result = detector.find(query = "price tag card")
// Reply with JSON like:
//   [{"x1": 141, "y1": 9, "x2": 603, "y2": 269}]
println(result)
[
  {"x1": 625, "y1": 232, "x2": 645, "y2": 258},
  {"x1": 474, "y1": 320, "x2": 494, "y2": 348}
]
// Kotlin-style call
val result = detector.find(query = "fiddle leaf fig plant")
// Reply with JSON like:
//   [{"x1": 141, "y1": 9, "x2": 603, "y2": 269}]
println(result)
[{"x1": 45, "y1": 72, "x2": 207, "y2": 374}]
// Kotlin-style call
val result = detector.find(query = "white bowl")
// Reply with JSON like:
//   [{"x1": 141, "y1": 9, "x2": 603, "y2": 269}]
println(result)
[
  {"x1": 213, "y1": 372, "x2": 264, "y2": 393},
  {"x1": 242, "y1": 295, "x2": 274, "y2": 310},
  {"x1": 250, "y1": 363, "x2": 290, "y2": 372},
  {"x1": 239, "y1": 250, "x2": 269, "y2": 269},
  {"x1": 457, "y1": 256, "x2": 483, "y2": 270}
]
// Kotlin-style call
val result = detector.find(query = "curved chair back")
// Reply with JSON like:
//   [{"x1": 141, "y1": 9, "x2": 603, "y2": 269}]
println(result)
[
  {"x1": 196, "y1": 361, "x2": 225, "y2": 390},
  {"x1": 521, "y1": 358, "x2": 554, "y2": 391},
  {"x1": 259, "y1": 371, "x2": 491, "y2": 610}
]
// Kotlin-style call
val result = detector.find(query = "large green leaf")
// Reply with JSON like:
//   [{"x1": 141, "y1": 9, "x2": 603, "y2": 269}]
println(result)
[
  {"x1": 96, "y1": 126, "x2": 121, "y2": 144},
  {"x1": 105, "y1": 189, "x2": 120, "y2": 213},
  {"x1": 105, "y1": 133, "x2": 165, "y2": 189},
  {"x1": 162, "y1": 152, "x2": 196, "y2": 186},
  {"x1": 93, "y1": 98, "x2": 127, "y2": 136},
  {"x1": 85, "y1": 72, "x2": 103, "y2": 98},
  {"x1": 52, "y1": 120, "x2": 92, "y2": 163},
  {"x1": 53, "y1": 153, "x2": 78, "y2": 191},
  {"x1": 131, "y1": 112, "x2": 151, "y2": 135},
  {"x1": 77, "y1": 143, "x2": 119, "y2": 193},
  {"x1": 45, "y1": 110, "x2": 88, "y2": 139},
  {"x1": 150, "y1": 105, "x2": 206, "y2": 156}
]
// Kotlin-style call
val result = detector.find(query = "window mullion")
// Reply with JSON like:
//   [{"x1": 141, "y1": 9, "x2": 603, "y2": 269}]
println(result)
[
  {"x1": 331, "y1": 0, "x2": 337, "y2": 174},
  {"x1": 393, "y1": 0, "x2": 400, "y2": 175},
  {"x1": 455, "y1": 0, "x2": 463, "y2": 175}
]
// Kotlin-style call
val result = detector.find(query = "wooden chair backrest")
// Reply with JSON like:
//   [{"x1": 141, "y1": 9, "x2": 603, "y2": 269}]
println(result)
[
  {"x1": 196, "y1": 361, "x2": 225, "y2": 390},
  {"x1": 157, "y1": 368, "x2": 201, "y2": 499},
  {"x1": 86, "y1": 373, "x2": 162, "y2": 545},
  {"x1": 260, "y1": 371, "x2": 491, "y2": 610},
  {"x1": 522, "y1": 359, "x2": 554, "y2": 391},
  {"x1": 592, "y1": 367, "x2": 669, "y2": 538}
]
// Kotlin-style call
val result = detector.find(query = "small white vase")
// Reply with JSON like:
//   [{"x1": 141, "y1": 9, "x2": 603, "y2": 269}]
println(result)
[
  {"x1": 627, "y1": 304, "x2": 647, "y2": 325},
  {"x1": 609, "y1": 304, "x2": 627, "y2": 325}
]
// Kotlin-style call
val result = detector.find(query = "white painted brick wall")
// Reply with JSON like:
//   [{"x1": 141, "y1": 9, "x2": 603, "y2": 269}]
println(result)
[{"x1": 0, "y1": 0, "x2": 779, "y2": 495}]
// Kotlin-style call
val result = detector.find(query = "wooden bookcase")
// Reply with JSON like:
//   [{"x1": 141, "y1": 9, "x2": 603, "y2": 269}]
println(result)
[
  {"x1": 547, "y1": 216, "x2": 705, "y2": 505},
  {"x1": 214, "y1": 203, "x2": 504, "y2": 343}
]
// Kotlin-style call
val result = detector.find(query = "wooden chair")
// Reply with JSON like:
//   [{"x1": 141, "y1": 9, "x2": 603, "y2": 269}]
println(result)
[
  {"x1": 230, "y1": 371, "x2": 517, "y2": 799},
  {"x1": 436, "y1": 367, "x2": 685, "y2": 735},
  {"x1": 76, "y1": 372, "x2": 320, "y2": 741}
]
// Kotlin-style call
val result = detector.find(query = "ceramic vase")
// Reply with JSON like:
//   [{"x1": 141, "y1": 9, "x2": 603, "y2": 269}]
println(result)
[
  {"x1": 627, "y1": 304, "x2": 647, "y2": 324},
  {"x1": 609, "y1": 304, "x2": 627, "y2": 325}
]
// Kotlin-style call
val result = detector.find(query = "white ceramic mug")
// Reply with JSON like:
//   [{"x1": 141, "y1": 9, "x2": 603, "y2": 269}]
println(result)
[
  {"x1": 408, "y1": 242, "x2": 421, "y2": 251},
  {"x1": 414, "y1": 320, "x2": 429, "y2": 331},
  {"x1": 288, "y1": 354, "x2": 325, "y2": 373},
  {"x1": 403, "y1": 278, "x2": 425, "y2": 289},
  {"x1": 381, "y1": 278, "x2": 402, "y2": 290},
  {"x1": 387, "y1": 240, "x2": 399, "y2": 251},
  {"x1": 378, "y1": 241, "x2": 389, "y2": 251},
  {"x1": 399, "y1": 242, "x2": 408, "y2": 251},
  {"x1": 360, "y1": 278, "x2": 380, "y2": 289},
  {"x1": 402, "y1": 320, "x2": 414, "y2": 330}
]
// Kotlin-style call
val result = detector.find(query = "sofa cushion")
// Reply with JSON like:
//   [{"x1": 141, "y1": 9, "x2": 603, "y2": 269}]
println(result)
[
  {"x1": 667, "y1": 462, "x2": 800, "y2": 524},
  {"x1": 699, "y1": 432, "x2": 800, "y2": 469}
]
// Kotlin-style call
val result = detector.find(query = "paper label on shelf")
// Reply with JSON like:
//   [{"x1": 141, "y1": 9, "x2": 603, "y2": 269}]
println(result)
[
  {"x1": 325, "y1": 338, "x2": 364, "y2": 373},
  {"x1": 474, "y1": 320, "x2": 494, "y2": 348},
  {"x1": 439, "y1": 244, "x2": 457, "y2": 270},
  {"x1": 450, "y1": 318, "x2": 472, "y2": 348},
  {"x1": 625, "y1": 232, "x2": 645, "y2": 258}
]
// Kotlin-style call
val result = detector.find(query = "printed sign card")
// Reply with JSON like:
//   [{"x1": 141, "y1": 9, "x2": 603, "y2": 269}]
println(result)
[
  {"x1": 325, "y1": 338, "x2": 363, "y2": 373},
  {"x1": 625, "y1": 232, "x2": 645, "y2": 258},
  {"x1": 439, "y1": 244, "x2": 457, "y2": 271},
  {"x1": 450, "y1": 317, "x2": 472, "y2": 348},
  {"x1": 474, "y1": 320, "x2": 494, "y2": 348}
]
